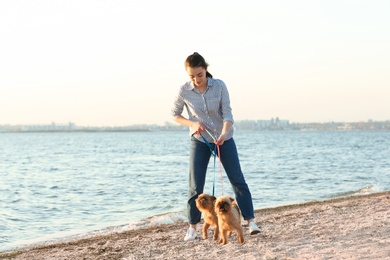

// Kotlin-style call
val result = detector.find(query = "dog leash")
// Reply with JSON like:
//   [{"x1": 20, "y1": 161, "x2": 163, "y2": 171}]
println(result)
[{"x1": 196, "y1": 130, "x2": 224, "y2": 196}]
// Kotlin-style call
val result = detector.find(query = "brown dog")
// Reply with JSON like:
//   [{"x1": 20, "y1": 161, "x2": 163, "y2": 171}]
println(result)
[
  {"x1": 215, "y1": 195, "x2": 244, "y2": 245},
  {"x1": 195, "y1": 193, "x2": 219, "y2": 241}
]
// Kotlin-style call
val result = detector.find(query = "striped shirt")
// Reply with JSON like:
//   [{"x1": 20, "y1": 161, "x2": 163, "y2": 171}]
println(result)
[{"x1": 171, "y1": 77, "x2": 234, "y2": 143}]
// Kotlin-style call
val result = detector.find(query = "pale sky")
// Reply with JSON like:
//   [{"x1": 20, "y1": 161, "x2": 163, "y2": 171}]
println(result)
[{"x1": 1, "y1": 0, "x2": 389, "y2": 126}]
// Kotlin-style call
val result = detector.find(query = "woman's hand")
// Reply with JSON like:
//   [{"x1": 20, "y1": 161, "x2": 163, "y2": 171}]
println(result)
[
  {"x1": 191, "y1": 122, "x2": 205, "y2": 133},
  {"x1": 173, "y1": 116, "x2": 205, "y2": 134},
  {"x1": 216, "y1": 121, "x2": 232, "y2": 145},
  {"x1": 215, "y1": 133, "x2": 227, "y2": 146}
]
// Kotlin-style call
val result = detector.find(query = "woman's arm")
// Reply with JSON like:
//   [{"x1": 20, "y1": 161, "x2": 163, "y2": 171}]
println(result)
[{"x1": 173, "y1": 115, "x2": 205, "y2": 133}]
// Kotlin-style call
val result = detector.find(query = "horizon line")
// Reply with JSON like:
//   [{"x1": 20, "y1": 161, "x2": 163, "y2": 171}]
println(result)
[{"x1": 1, "y1": 118, "x2": 390, "y2": 128}]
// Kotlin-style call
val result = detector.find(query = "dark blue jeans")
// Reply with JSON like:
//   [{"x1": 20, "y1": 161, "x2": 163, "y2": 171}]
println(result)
[{"x1": 187, "y1": 136, "x2": 255, "y2": 224}]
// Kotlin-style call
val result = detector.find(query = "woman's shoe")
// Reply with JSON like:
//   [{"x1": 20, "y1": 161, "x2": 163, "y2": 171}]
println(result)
[
  {"x1": 183, "y1": 227, "x2": 197, "y2": 241},
  {"x1": 249, "y1": 221, "x2": 261, "y2": 235}
]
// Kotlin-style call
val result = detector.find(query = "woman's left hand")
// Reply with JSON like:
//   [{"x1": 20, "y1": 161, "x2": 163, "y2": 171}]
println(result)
[{"x1": 215, "y1": 134, "x2": 227, "y2": 146}]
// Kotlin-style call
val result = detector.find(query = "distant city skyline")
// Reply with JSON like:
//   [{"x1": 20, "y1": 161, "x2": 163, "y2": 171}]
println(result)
[
  {"x1": 1, "y1": 118, "x2": 389, "y2": 133},
  {"x1": 1, "y1": 1, "x2": 389, "y2": 126},
  {"x1": 1, "y1": 117, "x2": 389, "y2": 128}
]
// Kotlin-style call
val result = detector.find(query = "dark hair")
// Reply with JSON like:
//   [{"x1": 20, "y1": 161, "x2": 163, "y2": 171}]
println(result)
[{"x1": 184, "y1": 52, "x2": 213, "y2": 78}]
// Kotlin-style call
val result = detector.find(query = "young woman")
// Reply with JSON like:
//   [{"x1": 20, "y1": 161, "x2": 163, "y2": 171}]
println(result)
[{"x1": 171, "y1": 52, "x2": 261, "y2": 241}]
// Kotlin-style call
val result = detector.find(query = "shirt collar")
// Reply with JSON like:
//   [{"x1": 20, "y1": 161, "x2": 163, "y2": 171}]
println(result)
[
  {"x1": 188, "y1": 78, "x2": 213, "y2": 91},
  {"x1": 207, "y1": 78, "x2": 213, "y2": 88}
]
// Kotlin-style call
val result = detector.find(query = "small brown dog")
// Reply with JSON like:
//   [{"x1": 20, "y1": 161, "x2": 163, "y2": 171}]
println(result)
[
  {"x1": 195, "y1": 193, "x2": 219, "y2": 241},
  {"x1": 215, "y1": 195, "x2": 244, "y2": 245}
]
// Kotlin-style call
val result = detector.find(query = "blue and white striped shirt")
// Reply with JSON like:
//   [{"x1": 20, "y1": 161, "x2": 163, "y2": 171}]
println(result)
[{"x1": 171, "y1": 78, "x2": 234, "y2": 143}]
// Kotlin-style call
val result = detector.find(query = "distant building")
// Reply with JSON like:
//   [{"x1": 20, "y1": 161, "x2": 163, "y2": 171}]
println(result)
[{"x1": 235, "y1": 117, "x2": 290, "y2": 131}]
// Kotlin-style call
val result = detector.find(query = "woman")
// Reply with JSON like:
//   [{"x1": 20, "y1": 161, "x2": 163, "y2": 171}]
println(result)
[{"x1": 171, "y1": 52, "x2": 261, "y2": 241}]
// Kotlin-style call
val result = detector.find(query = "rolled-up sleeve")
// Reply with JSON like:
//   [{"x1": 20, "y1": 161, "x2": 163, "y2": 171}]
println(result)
[
  {"x1": 171, "y1": 90, "x2": 184, "y2": 117},
  {"x1": 219, "y1": 80, "x2": 234, "y2": 124}
]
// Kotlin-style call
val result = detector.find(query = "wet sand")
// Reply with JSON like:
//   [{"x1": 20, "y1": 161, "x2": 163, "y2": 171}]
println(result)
[{"x1": 1, "y1": 191, "x2": 389, "y2": 260}]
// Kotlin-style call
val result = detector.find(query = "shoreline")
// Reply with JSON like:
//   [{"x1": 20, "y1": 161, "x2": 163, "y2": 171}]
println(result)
[{"x1": 1, "y1": 191, "x2": 389, "y2": 259}]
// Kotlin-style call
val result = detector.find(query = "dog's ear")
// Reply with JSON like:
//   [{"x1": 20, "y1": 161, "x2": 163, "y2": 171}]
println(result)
[{"x1": 229, "y1": 196, "x2": 235, "y2": 203}]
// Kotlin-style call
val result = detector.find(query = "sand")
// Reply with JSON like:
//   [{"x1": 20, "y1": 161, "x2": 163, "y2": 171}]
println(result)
[{"x1": 1, "y1": 191, "x2": 389, "y2": 260}]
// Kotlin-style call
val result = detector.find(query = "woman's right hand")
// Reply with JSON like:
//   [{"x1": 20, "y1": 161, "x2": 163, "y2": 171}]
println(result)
[{"x1": 191, "y1": 122, "x2": 205, "y2": 133}]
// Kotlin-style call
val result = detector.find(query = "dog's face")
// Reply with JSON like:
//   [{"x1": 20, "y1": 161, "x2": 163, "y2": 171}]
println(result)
[
  {"x1": 215, "y1": 195, "x2": 235, "y2": 214},
  {"x1": 195, "y1": 193, "x2": 216, "y2": 211}
]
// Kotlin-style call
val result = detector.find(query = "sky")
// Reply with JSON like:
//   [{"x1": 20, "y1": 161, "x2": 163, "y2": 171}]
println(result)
[{"x1": 1, "y1": 0, "x2": 389, "y2": 126}]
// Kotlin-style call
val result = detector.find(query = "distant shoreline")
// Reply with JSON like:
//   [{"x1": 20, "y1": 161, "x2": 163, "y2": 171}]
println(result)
[
  {"x1": 0, "y1": 129, "x2": 154, "y2": 133},
  {"x1": 1, "y1": 119, "x2": 389, "y2": 132},
  {"x1": 1, "y1": 128, "x2": 389, "y2": 133}
]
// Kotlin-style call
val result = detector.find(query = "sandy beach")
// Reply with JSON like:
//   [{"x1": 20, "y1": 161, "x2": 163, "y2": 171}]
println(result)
[{"x1": 1, "y1": 191, "x2": 389, "y2": 260}]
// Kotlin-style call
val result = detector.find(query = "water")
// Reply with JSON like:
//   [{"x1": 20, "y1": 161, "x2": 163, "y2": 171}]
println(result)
[{"x1": 1, "y1": 130, "x2": 389, "y2": 252}]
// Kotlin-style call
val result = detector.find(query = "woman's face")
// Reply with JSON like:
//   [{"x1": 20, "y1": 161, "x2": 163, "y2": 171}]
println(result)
[{"x1": 186, "y1": 66, "x2": 207, "y2": 88}]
